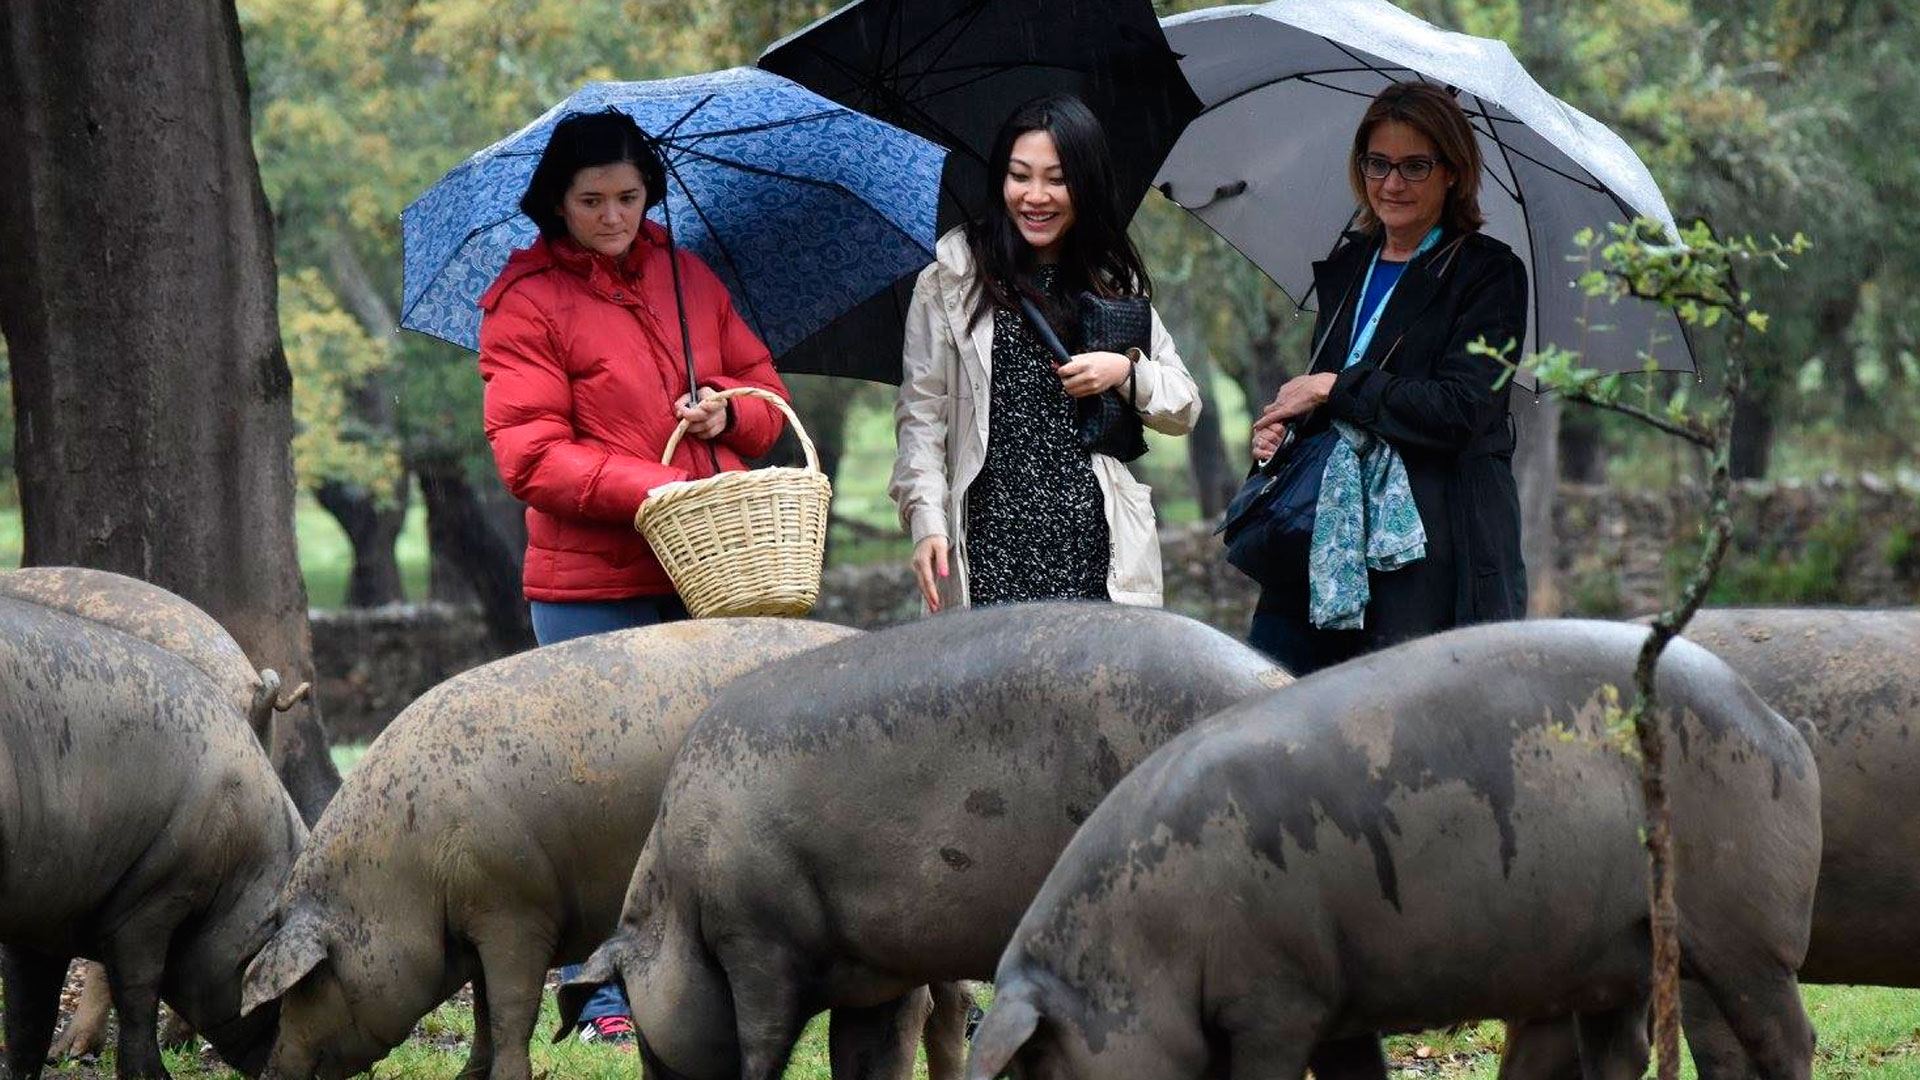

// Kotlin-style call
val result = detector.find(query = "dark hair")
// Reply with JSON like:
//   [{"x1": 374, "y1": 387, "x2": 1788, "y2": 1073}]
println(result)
[
  {"x1": 1347, "y1": 82, "x2": 1485, "y2": 235},
  {"x1": 966, "y1": 93, "x2": 1152, "y2": 329},
  {"x1": 519, "y1": 109, "x2": 668, "y2": 240}
]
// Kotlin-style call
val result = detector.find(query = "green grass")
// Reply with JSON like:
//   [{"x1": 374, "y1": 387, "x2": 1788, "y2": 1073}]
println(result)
[{"x1": 38, "y1": 984, "x2": 1920, "y2": 1080}]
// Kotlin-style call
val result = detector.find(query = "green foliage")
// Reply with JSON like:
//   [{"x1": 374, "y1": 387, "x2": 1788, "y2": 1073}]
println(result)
[{"x1": 279, "y1": 270, "x2": 404, "y2": 495}]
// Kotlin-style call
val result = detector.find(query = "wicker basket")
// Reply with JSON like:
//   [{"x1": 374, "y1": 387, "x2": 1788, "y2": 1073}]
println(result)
[{"x1": 635, "y1": 387, "x2": 832, "y2": 618}]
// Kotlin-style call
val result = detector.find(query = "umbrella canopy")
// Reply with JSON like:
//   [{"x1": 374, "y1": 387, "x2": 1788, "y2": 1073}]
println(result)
[
  {"x1": 1155, "y1": 0, "x2": 1691, "y2": 376},
  {"x1": 759, "y1": 0, "x2": 1202, "y2": 382},
  {"x1": 400, "y1": 67, "x2": 947, "y2": 368}
]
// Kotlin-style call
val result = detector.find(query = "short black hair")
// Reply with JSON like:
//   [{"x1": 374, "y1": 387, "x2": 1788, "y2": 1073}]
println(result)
[{"x1": 519, "y1": 109, "x2": 668, "y2": 239}]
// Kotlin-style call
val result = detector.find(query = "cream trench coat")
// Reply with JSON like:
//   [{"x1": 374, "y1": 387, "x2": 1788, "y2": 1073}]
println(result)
[{"x1": 888, "y1": 228, "x2": 1202, "y2": 611}]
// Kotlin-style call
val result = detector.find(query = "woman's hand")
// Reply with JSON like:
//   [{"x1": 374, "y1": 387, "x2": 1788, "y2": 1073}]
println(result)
[
  {"x1": 1251, "y1": 420, "x2": 1287, "y2": 462},
  {"x1": 1257, "y1": 372, "x2": 1338, "y2": 427},
  {"x1": 912, "y1": 535, "x2": 950, "y2": 612},
  {"x1": 1056, "y1": 351, "x2": 1133, "y2": 399},
  {"x1": 675, "y1": 387, "x2": 730, "y2": 441}
]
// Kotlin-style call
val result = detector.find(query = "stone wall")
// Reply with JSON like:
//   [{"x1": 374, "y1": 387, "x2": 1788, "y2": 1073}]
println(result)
[
  {"x1": 310, "y1": 475, "x2": 1920, "y2": 742},
  {"x1": 309, "y1": 603, "x2": 500, "y2": 744}
]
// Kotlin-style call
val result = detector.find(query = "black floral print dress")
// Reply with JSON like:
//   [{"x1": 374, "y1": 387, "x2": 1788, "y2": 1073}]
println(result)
[{"x1": 965, "y1": 268, "x2": 1111, "y2": 605}]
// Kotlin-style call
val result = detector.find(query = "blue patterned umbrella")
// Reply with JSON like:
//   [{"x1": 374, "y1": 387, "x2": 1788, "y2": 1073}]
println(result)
[{"x1": 400, "y1": 67, "x2": 947, "y2": 377}]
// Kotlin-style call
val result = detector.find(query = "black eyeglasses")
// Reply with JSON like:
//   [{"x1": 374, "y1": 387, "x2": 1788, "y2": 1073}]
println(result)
[{"x1": 1357, "y1": 154, "x2": 1443, "y2": 183}]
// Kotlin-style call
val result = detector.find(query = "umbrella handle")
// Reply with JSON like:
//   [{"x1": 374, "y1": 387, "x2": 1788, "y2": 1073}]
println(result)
[{"x1": 660, "y1": 387, "x2": 820, "y2": 474}]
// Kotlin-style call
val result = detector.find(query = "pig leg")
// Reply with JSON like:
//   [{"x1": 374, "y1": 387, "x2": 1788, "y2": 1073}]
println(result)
[
  {"x1": 1307, "y1": 1036, "x2": 1388, "y2": 1080},
  {"x1": 1496, "y1": 1019, "x2": 1579, "y2": 1080},
  {"x1": 48, "y1": 962, "x2": 111, "y2": 1061},
  {"x1": 468, "y1": 926, "x2": 552, "y2": 1080},
  {"x1": 3, "y1": 946, "x2": 68, "y2": 1080},
  {"x1": 921, "y1": 982, "x2": 972, "y2": 1080},
  {"x1": 457, "y1": 977, "x2": 495, "y2": 1080},
  {"x1": 102, "y1": 934, "x2": 172, "y2": 1080},
  {"x1": 721, "y1": 946, "x2": 809, "y2": 1080},
  {"x1": 1679, "y1": 980, "x2": 1754, "y2": 1080},
  {"x1": 1692, "y1": 971, "x2": 1812, "y2": 1080},
  {"x1": 829, "y1": 990, "x2": 927, "y2": 1080},
  {"x1": 1570, "y1": 1004, "x2": 1649, "y2": 1080},
  {"x1": 1219, "y1": 996, "x2": 1324, "y2": 1080}
]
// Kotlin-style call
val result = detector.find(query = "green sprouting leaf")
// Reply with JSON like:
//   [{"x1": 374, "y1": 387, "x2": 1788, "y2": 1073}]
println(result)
[{"x1": 1745, "y1": 311, "x2": 1769, "y2": 333}]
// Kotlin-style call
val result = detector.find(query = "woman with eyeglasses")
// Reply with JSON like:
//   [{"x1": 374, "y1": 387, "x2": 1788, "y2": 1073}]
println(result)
[{"x1": 1245, "y1": 81, "x2": 1528, "y2": 674}]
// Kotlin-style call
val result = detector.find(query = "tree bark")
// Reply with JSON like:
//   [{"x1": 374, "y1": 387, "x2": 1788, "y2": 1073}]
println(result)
[
  {"x1": 316, "y1": 231, "x2": 408, "y2": 606},
  {"x1": 1152, "y1": 291, "x2": 1236, "y2": 519},
  {"x1": 314, "y1": 478, "x2": 408, "y2": 607},
  {"x1": 0, "y1": 0, "x2": 339, "y2": 821},
  {"x1": 1557, "y1": 406, "x2": 1606, "y2": 483},
  {"x1": 1511, "y1": 391, "x2": 1562, "y2": 616},
  {"x1": 416, "y1": 457, "x2": 534, "y2": 653},
  {"x1": 1728, "y1": 387, "x2": 1775, "y2": 481}
]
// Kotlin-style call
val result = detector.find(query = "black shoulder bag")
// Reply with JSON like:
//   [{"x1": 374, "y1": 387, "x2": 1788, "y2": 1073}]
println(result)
[
  {"x1": 1016, "y1": 292, "x2": 1151, "y2": 462},
  {"x1": 1214, "y1": 235, "x2": 1469, "y2": 590}
]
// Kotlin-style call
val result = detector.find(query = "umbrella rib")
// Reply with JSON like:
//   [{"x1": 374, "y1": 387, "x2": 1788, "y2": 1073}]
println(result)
[
  {"x1": 664, "y1": 164, "x2": 933, "y2": 356},
  {"x1": 1467, "y1": 91, "x2": 1545, "y2": 368},
  {"x1": 897, "y1": 0, "x2": 993, "y2": 106},
  {"x1": 658, "y1": 160, "x2": 776, "y2": 349},
  {"x1": 667, "y1": 143, "x2": 923, "y2": 224},
  {"x1": 664, "y1": 107, "x2": 851, "y2": 143},
  {"x1": 1193, "y1": 69, "x2": 1614, "y2": 198}
]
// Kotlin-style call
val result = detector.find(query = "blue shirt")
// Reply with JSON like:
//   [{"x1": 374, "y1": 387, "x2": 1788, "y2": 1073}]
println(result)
[{"x1": 1357, "y1": 258, "x2": 1407, "y2": 333}]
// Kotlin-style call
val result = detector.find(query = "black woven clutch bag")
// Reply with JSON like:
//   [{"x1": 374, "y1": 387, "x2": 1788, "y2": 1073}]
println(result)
[
  {"x1": 1016, "y1": 292, "x2": 1150, "y2": 462},
  {"x1": 1073, "y1": 294, "x2": 1149, "y2": 461},
  {"x1": 1076, "y1": 293, "x2": 1151, "y2": 356}
]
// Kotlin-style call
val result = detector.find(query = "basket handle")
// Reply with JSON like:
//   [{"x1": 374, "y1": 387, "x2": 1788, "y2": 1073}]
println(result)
[{"x1": 660, "y1": 386, "x2": 819, "y2": 473}]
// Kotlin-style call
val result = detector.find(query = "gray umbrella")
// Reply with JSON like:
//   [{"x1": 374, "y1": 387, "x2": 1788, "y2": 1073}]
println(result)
[{"x1": 1154, "y1": 0, "x2": 1691, "y2": 376}]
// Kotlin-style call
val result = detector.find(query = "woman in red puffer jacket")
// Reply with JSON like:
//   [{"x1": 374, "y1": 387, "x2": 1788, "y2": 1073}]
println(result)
[
  {"x1": 479, "y1": 109, "x2": 791, "y2": 629},
  {"x1": 477, "y1": 108, "x2": 792, "y2": 1042}
]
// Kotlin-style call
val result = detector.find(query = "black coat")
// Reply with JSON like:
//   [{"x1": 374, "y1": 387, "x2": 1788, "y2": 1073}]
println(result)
[{"x1": 1256, "y1": 226, "x2": 1529, "y2": 646}]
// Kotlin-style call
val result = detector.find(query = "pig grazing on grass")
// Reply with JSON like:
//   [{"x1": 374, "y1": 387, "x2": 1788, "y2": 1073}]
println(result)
[
  {"x1": 0, "y1": 566, "x2": 320, "y2": 1062},
  {"x1": 239, "y1": 619, "x2": 858, "y2": 1080},
  {"x1": 969, "y1": 620, "x2": 1820, "y2": 1080},
  {"x1": 568, "y1": 603, "x2": 1290, "y2": 1080},
  {"x1": 0, "y1": 596, "x2": 307, "y2": 1080},
  {"x1": 1503, "y1": 608, "x2": 1920, "y2": 1080}
]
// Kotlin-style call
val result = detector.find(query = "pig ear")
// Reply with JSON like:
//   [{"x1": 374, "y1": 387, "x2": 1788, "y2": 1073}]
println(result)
[
  {"x1": 965, "y1": 994, "x2": 1041, "y2": 1080},
  {"x1": 242, "y1": 910, "x2": 329, "y2": 1016},
  {"x1": 552, "y1": 937, "x2": 630, "y2": 1042}
]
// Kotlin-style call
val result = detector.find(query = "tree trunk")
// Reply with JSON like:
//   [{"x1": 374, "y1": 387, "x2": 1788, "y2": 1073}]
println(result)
[
  {"x1": 314, "y1": 478, "x2": 408, "y2": 607},
  {"x1": 416, "y1": 457, "x2": 535, "y2": 653},
  {"x1": 0, "y1": 0, "x2": 339, "y2": 822},
  {"x1": 1557, "y1": 406, "x2": 1606, "y2": 483},
  {"x1": 1182, "y1": 349, "x2": 1238, "y2": 520},
  {"x1": 1152, "y1": 291, "x2": 1237, "y2": 519},
  {"x1": 316, "y1": 231, "x2": 408, "y2": 607},
  {"x1": 1511, "y1": 391, "x2": 1561, "y2": 616},
  {"x1": 1728, "y1": 387, "x2": 1775, "y2": 481}
]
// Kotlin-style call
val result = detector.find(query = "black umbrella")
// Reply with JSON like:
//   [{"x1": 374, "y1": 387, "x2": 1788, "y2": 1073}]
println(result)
[{"x1": 759, "y1": 0, "x2": 1202, "y2": 383}]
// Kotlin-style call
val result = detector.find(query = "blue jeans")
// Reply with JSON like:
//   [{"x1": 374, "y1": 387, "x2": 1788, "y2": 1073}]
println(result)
[{"x1": 532, "y1": 595, "x2": 688, "y2": 1025}]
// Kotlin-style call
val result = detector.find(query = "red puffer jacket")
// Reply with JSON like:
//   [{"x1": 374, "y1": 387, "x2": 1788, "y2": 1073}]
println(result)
[{"x1": 478, "y1": 223, "x2": 790, "y2": 602}]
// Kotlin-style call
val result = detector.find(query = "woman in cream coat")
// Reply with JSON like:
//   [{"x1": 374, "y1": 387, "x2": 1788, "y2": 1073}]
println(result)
[{"x1": 889, "y1": 94, "x2": 1200, "y2": 613}]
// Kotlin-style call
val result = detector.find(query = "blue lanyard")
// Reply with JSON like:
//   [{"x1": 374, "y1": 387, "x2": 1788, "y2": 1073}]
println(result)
[{"x1": 1345, "y1": 226, "x2": 1441, "y2": 369}]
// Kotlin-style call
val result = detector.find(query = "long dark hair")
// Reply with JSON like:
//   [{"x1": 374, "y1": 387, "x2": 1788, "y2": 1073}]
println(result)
[
  {"x1": 519, "y1": 109, "x2": 668, "y2": 241},
  {"x1": 967, "y1": 93, "x2": 1152, "y2": 331}
]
